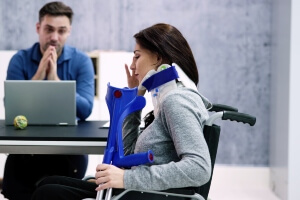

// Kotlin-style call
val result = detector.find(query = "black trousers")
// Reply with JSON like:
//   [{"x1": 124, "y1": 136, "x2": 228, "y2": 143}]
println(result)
[
  {"x1": 31, "y1": 176, "x2": 97, "y2": 200},
  {"x1": 31, "y1": 176, "x2": 192, "y2": 200},
  {"x1": 1, "y1": 154, "x2": 88, "y2": 200}
]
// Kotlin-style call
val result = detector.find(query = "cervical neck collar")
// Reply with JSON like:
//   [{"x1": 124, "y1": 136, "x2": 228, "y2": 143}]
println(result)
[
  {"x1": 141, "y1": 65, "x2": 179, "y2": 91},
  {"x1": 139, "y1": 63, "x2": 212, "y2": 117},
  {"x1": 139, "y1": 64, "x2": 182, "y2": 117}
]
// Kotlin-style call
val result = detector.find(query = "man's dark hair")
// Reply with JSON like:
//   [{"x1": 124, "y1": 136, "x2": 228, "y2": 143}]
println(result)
[{"x1": 39, "y1": 1, "x2": 73, "y2": 24}]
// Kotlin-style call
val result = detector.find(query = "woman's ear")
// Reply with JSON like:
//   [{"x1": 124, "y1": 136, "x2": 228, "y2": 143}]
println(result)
[{"x1": 156, "y1": 55, "x2": 162, "y2": 67}]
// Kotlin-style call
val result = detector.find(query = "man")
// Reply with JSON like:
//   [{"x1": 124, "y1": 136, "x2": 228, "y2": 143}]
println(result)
[{"x1": 1, "y1": 2, "x2": 94, "y2": 200}]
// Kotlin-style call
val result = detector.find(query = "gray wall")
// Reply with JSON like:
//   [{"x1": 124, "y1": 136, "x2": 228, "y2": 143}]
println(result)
[{"x1": 0, "y1": 0, "x2": 271, "y2": 166}]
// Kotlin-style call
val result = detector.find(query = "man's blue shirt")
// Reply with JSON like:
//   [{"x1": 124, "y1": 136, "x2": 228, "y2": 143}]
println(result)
[{"x1": 6, "y1": 43, "x2": 94, "y2": 120}]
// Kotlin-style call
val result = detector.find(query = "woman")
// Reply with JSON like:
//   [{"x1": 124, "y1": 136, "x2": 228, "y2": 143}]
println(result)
[{"x1": 31, "y1": 23, "x2": 212, "y2": 200}]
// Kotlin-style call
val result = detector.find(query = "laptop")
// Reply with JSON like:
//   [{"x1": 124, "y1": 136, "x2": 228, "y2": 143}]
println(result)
[{"x1": 4, "y1": 80, "x2": 77, "y2": 125}]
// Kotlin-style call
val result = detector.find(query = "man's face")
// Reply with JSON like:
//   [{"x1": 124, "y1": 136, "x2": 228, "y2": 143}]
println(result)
[{"x1": 36, "y1": 15, "x2": 71, "y2": 57}]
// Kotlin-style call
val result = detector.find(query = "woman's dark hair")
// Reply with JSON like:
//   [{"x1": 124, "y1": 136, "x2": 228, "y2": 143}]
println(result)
[
  {"x1": 134, "y1": 23, "x2": 199, "y2": 85},
  {"x1": 143, "y1": 110, "x2": 155, "y2": 129},
  {"x1": 39, "y1": 1, "x2": 73, "y2": 24}
]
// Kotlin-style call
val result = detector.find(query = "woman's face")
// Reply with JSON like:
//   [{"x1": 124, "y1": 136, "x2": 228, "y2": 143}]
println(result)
[{"x1": 131, "y1": 43, "x2": 159, "y2": 83}]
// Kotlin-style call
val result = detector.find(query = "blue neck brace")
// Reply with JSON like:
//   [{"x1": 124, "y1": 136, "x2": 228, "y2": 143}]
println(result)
[{"x1": 142, "y1": 66, "x2": 179, "y2": 91}]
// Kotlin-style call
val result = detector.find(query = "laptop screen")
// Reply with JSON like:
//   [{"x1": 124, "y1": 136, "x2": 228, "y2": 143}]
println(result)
[{"x1": 4, "y1": 80, "x2": 77, "y2": 125}]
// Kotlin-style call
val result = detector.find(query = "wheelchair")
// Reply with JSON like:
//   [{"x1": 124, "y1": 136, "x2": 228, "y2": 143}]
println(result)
[{"x1": 84, "y1": 95, "x2": 256, "y2": 200}]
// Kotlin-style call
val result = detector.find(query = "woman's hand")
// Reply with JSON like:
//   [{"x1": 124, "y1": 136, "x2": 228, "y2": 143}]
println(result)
[
  {"x1": 95, "y1": 164, "x2": 125, "y2": 191},
  {"x1": 125, "y1": 63, "x2": 139, "y2": 88},
  {"x1": 125, "y1": 60, "x2": 146, "y2": 96}
]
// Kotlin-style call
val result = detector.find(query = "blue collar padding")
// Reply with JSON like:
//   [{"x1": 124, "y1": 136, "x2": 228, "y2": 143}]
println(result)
[{"x1": 142, "y1": 66, "x2": 179, "y2": 91}]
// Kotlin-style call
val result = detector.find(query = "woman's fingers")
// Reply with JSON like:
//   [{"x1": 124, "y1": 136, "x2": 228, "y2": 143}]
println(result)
[
  {"x1": 94, "y1": 164, "x2": 125, "y2": 189},
  {"x1": 96, "y1": 163, "x2": 109, "y2": 172},
  {"x1": 125, "y1": 64, "x2": 131, "y2": 77},
  {"x1": 125, "y1": 64, "x2": 139, "y2": 88}
]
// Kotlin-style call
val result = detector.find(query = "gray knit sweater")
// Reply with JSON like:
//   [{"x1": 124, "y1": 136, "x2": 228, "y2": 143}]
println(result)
[{"x1": 122, "y1": 86, "x2": 211, "y2": 192}]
